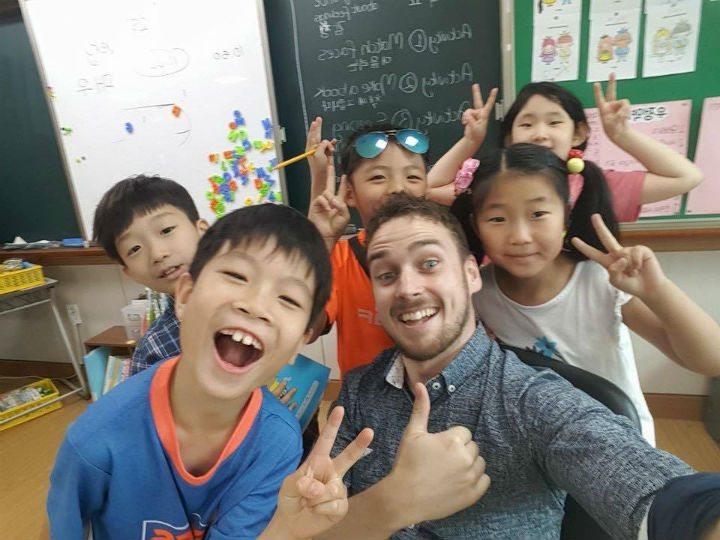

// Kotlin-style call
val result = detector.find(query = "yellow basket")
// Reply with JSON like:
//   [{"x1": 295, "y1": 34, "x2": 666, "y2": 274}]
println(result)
[
  {"x1": 0, "y1": 378, "x2": 62, "y2": 432},
  {"x1": 0, "y1": 263, "x2": 45, "y2": 295}
]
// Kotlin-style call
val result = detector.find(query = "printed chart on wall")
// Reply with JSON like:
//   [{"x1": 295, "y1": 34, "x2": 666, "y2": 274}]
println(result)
[
  {"x1": 587, "y1": 0, "x2": 641, "y2": 82},
  {"x1": 584, "y1": 100, "x2": 691, "y2": 217},
  {"x1": 642, "y1": 0, "x2": 702, "y2": 78},
  {"x1": 686, "y1": 97, "x2": 720, "y2": 216},
  {"x1": 20, "y1": 0, "x2": 284, "y2": 238},
  {"x1": 532, "y1": 0, "x2": 582, "y2": 82}
]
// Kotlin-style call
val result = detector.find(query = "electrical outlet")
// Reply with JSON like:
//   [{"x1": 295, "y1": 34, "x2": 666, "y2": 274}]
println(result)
[{"x1": 66, "y1": 304, "x2": 82, "y2": 325}]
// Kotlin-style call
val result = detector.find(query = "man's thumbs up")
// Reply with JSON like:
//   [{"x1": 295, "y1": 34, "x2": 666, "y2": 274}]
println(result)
[{"x1": 405, "y1": 382, "x2": 431, "y2": 436}]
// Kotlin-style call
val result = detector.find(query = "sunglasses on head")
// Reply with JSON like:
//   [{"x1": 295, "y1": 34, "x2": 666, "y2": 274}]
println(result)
[{"x1": 353, "y1": 129, "x2": 430, "y2": 159}]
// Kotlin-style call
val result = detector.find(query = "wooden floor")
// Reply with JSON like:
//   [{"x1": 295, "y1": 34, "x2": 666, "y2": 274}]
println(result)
[{"x1": 3, "y1": 397, "x2": 720, "y2": 539}]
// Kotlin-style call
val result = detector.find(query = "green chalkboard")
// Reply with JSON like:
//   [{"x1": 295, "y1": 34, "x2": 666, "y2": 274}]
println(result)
[
  {"x1": 0, "y1": 11, "x2": 80, "y2": 243},
  {"x1": 514, "y1": 0, "x2": 720, "y2": 221},
  {"x1": 264, "y1": 0, "x2": 503, "y2": 215}
]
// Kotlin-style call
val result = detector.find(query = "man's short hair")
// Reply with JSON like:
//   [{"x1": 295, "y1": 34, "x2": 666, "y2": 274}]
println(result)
[
  {"x1": 189, "y1": 204, "x2": 332, "y2": 331},
  {"x1": 365, "y1": 193, "x2": 471, "y2": 259},
  {"x1": 93, "y1": 175, "x2": 199, "y2": 263}
]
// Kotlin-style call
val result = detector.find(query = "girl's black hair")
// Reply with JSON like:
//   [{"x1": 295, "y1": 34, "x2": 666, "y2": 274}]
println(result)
[
  {"x1": 501, "y1": 81, "x2": 590, "y2": 151},
  {"x1": 450, "y1": 143, "x2": 619, "y2": 263}
]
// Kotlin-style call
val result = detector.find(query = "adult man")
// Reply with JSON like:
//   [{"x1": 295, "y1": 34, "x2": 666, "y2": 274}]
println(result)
[{"x1": 322, "y1": 193, "x2": 720, "y2": 540}]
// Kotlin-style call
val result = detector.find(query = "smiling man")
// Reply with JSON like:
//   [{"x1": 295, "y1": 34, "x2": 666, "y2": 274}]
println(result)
[
  {"x1": 320, "y1": 193, "x2": 720, "y2": 540},
  {"x1": 48, "y1": 204, "x2": 373, "y2": 540}
]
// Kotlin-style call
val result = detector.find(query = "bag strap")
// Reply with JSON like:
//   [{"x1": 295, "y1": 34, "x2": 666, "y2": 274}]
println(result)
[{"x1": 349, "y1": 235, "x2": 370, "y2": 278}]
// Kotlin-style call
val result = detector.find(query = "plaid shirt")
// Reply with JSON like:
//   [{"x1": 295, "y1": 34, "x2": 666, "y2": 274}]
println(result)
[{"x1": 129, "y1": 297, "x2": 180, "y2": 376}]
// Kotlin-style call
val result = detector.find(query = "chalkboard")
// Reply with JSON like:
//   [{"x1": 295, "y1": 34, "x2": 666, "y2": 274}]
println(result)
[
  {"x1": 19, "y1": 0, "x2": 286, "y2": 239},
  {"x1": 264, "y1": 0, "x2": 503, "y2": 214},
  {"x1": 514, "y1": 0, "x2": 720, "y2": 222},
  {"x1": 0, "y1": 11, "x2": 81, "y2": 243}
]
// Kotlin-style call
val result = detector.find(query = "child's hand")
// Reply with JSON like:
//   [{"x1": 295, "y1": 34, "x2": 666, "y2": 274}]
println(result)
[
  {"x1": 308, "y1": 162, "x2": 350, "y2": 249},
  {"x1": 306, "y1": 117, "x2": 337, "y2": 200},
  {"x1": 461, "y1": 85, "x2": 498, "y2": 146},
  {"x1": 571, "y1": 214, "x2": 668, "y2": 299},
  {"x1": 593, "y1": 73, "x2": 631, "y2": 142},
  {"x1": 272, "y1": 406, "x2": 374, "y2": 540},
  {"x1": 270, "y1": 378, "x2": 298, "y2": 411}
]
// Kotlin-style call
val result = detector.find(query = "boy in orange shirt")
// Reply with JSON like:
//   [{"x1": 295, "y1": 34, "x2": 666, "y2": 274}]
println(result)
[{"x1": 306, "y1": 85, "x2": 497, "y2": 374}]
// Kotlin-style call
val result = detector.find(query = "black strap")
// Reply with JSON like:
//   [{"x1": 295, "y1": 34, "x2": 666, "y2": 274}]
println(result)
[{"x1": 349, "y1": 235, "x2": 370, "y2": 277}]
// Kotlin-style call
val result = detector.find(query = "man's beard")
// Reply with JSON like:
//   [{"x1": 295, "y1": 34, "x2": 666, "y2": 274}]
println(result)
[{"x1": 386, "y1": 287, "x2": 471, "y2": 362}]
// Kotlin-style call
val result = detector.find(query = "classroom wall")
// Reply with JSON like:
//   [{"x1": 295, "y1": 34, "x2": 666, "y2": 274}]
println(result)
[{"x1": 0, "y1": 251, "x2": 715, "y2": 395}]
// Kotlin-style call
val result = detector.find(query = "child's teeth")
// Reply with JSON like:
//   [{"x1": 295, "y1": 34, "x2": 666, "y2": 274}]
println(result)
[
  {"x1": 241, "y1": 335, "x2": 254, "y2": 346},
  {"x1": 232, "y1": 331, "x2": 243, "y2": 342}
]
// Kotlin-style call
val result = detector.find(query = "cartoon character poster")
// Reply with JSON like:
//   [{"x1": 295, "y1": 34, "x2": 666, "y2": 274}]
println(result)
[
  {"x1": 643, "y1": 0, "x2": 702, "y2": 77},
  {"x1": 587, "y1": 3, "x2": 640, "y2": 82},
  {"x1": 532, "y1": 0, "x2": 581, "y2": 82}
]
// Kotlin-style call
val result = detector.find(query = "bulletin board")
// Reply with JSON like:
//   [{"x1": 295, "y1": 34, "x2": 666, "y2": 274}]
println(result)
[{"x1": 514, "y1": 0, "x2": 720, "y2": 232}]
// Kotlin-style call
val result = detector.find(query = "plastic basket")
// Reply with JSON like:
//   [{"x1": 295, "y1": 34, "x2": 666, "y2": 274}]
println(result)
[
  {"x1": 0, "y1": 264, "x2": 45, "y2": 295},
  {"x1": 0, "y1": 378, "x2": 62, "y2": 431}
]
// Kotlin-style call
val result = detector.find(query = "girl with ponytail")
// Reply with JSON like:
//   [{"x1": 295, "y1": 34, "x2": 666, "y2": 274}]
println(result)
[
  {"x1": 451, "y1": 143, "x2": 720, "y2": 446},
  {"x1": 431, "y1": 75, "x2": 702, "y2": 219}
]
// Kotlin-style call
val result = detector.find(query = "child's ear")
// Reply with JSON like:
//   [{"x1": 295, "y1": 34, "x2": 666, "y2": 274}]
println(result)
[
  {"x1": 196, "y1": 219, "x2": 209, "y2": 235},
  {"x1": 173, "y1": 272, "x2": 194, "y2": 322},
  {"x1": 572, "y1": 121, "x2": 590, "y2": 147},
  {"x1": 345, "y1": 180, "x2": 358, "y2": 208}
]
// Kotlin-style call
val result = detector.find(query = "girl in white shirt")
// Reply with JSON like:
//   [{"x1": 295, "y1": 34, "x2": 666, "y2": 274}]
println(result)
[{"x1": 451, "y1": 142, "x2": 720, "y2": 444}]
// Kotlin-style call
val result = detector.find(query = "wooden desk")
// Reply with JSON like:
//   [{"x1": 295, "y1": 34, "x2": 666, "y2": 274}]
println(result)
[{"x1": 84, "y1": 325, "x2": 136, "y2": 355}]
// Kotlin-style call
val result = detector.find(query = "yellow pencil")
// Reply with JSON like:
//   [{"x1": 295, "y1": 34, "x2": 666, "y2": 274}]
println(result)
[{"x1": 272, "y1": 146, "x2": 317, "y2": 170}]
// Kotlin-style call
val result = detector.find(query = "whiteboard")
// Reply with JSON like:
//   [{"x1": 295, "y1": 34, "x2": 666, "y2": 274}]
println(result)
[{"x1": 21, "y1": 0, "x2": 286, "y2": 238}]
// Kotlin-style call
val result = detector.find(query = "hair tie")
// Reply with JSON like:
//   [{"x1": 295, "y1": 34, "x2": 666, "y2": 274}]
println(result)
[
  {"x1": 454, "y1": 158, "x2": 480, "y2": 196},
  {"x1": 567, "y1": 149, "x2": 585, "y2": 174}
]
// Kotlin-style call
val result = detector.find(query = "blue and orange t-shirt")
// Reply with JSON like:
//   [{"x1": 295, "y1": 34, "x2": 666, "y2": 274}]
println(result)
[
  {"x1": 47, "y1": 357, "x2": 302, "y2": 540},
  {"x1": 326, "y1": 231, "x2": 394, "y2": 376}
]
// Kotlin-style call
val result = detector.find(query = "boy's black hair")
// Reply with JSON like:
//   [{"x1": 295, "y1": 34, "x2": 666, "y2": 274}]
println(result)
[
  {"x1": 366, "y1": 192, "x2": 471, "y2": 261},
  {"x1": 450, "y1": 143, "x2": 619, "y2": 263},
  {"x1": 501, "y1": 82, "x2": 590, "y2": 151},
  {"x1": 93, "y1": 175, "x2": 200, "y2": 264},
  {"x1": 340, "y1": 122, "x2": 431, "y2": 179},
  {"x1": 189, "y1": 204, "x2": 332, "y2": 331}
]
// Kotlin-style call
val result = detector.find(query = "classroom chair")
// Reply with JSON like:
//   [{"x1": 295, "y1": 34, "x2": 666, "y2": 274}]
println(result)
[{"x1": 500, "y1": 344, "x2": 641, "y2": 540}]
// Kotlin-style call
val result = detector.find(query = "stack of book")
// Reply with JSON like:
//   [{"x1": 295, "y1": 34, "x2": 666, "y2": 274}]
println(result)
[{"x1": 83, "y1": 347, "x2": 132, "y2": 401}]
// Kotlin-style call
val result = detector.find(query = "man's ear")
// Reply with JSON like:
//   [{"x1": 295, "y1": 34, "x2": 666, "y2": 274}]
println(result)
[
  {"x1": 174, "y1": 272, "x2": 194, "y2": 322},
  {"x1": 572, "y1": 121, "x2": 590, "y2": 148},
  {"x1": 464, "y1": 254, "x2": 482, "y2": 294},
  {"x1": 196, "y1": 219, "x2": 209, "y2": 235}
]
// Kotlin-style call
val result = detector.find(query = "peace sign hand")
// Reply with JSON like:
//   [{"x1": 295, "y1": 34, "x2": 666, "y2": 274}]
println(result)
[
  {"x1": 306, "y1": 117, "x2": 337, "y2": 200},
  {"x1": 593, "y1": 73, "x2": 631, "y2": 142},
  {"x1": 307, "y1": 161, "x2": 350, "y2": 248},
  {"x1": 461, "y1": 84, "x2": 498, "y2": 146},
  {"x1": 273, "y1": 407, "x2": 374, "y2": 540},
  {"x1": 571, "y1": 214, "x2": 668, "y2": 299}
]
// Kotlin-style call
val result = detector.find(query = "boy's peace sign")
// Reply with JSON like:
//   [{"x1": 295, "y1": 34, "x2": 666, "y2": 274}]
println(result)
[
  {"x1": 270, "y1": 406, "x2": 374, "y2": 540},
  {"x1": 461, "y1": 84, "x2": 499, "y2": 146},
  {"x1": 307, "y1": 161, "x2": 350, "y2": 251},
  {"x1": 571, "y1": 214, "x2": 667, "y2": 298},
  {"x1": 593, "y1": 73, "x2": 631, "y2": 142}
]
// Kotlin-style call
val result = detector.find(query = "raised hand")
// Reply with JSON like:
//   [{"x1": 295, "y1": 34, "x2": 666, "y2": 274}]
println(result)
[
  {"x1": 308, "y1": 161, "x2": 350, "y2": 252},
  {"x1": 269, "y1": 378, "x2": 298, "y2": 411},
  {"x1": 387, "y1": 382, "x2": 490, "y2": 524},
  {"x1": 306, "y1": 117, "x2": 337, "y2": 201},
  {"x1": 571, "y1": 214, "x2": 668, "y2": 298},
  {"x1": 270, "y1": 407, "x2": 374, "y2": 540},
  {"x1": 461, "y1": 84, "x2": 499, "y2": 146},
  {"x1": 593, "y1": 73, "x2": 631, "y2": 142}
]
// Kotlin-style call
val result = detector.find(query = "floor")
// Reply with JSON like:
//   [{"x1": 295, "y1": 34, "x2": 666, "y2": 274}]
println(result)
[{"x1": 2, "y1": 392, "x2": 720, "y2": 539}]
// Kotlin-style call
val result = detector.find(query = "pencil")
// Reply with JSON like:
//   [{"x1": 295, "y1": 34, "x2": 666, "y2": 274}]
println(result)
[{"x1": 272, "y1": 146, "x2": 317, "y2": 170}]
